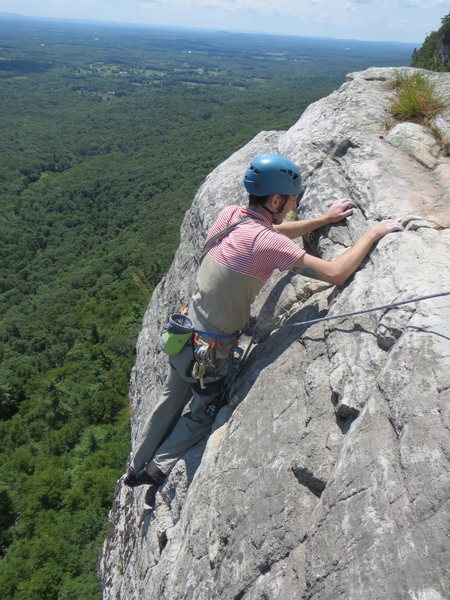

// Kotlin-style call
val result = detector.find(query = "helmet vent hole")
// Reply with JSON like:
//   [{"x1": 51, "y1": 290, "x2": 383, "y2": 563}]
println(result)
[{"x1": 280, "y1": 169, "x2": 297, "y2": 178}]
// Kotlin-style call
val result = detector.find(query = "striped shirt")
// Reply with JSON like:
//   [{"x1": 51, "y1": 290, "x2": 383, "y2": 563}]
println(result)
[{"x1": 206, "y1": 205, "x2": 304, "y2": 281}]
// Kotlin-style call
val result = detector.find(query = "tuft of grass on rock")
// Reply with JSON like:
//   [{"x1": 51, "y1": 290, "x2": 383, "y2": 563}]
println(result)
[{"x1": 388, "y1": 72, "x2": 448, "y2": 125}]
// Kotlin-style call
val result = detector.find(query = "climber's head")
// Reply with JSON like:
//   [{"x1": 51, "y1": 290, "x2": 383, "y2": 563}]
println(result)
[{"x1": 244, "y1": 153, "x2": 305, "y2": 223}]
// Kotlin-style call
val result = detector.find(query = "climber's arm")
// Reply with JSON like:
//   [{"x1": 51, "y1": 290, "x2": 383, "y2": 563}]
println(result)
[
  {"x1": 290, "y1": 219, "x2": 404, "y2": 286},
  {"x1": 274, "y1": 198, "x2": 356, "y2": 239}
]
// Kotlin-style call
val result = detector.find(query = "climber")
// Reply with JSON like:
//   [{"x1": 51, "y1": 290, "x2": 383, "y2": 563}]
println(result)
[{"x1": 124, "y1": 153, "x2": 403, "y2": 505}]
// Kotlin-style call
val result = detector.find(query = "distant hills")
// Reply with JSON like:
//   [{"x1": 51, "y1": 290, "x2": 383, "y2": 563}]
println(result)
[{"x1": 0, "y1": 11, "x2": 419, "y2": 47}]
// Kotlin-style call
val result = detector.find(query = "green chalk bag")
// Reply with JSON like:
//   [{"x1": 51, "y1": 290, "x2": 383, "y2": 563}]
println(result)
[{"x1": 159, "y1": 313, "x2": 194, "y2": 355}]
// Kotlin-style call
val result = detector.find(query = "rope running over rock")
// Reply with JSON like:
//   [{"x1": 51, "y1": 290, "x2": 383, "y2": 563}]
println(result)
[{"x1": 283, "y1": 290, "x2": 450, "y2": 330}]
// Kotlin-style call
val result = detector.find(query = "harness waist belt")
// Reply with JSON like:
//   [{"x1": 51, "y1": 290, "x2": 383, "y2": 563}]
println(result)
[{"x1": 193, "y1": 329, "x2": 237, "y2": 339}]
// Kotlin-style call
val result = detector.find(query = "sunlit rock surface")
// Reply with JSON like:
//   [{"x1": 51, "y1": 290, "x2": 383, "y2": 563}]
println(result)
[{"x1": 99, "y1": 67, "x2": 450, "y2": 600}]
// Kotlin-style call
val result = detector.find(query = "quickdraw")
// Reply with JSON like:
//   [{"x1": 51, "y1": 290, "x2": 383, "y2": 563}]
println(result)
[
  {"x1": 192, "y1": 332, "x2": 235, "y2": 389},
  {"x1": 179, "y1": 300, "x2": 240, "y2": 389}
]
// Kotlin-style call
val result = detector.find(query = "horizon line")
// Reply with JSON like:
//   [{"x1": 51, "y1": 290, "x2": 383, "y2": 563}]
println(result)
[{"x1": 0, "y1": 11, "x2": 420, "y2": 47}]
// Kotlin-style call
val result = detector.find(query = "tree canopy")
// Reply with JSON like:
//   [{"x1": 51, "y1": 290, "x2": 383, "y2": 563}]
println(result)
[{"x1": 411, "y1": 12, "x2": 450, "y2": 71}]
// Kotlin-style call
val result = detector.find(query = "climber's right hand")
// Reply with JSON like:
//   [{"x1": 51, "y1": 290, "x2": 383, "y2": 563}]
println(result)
[{"x1": 369, "y1": 219, "x2": 404, "y2": 240}]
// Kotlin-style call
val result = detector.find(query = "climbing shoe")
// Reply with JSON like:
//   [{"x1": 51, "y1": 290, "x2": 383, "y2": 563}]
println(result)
[
  {"x1": 124, "y1": 467, "x2": 159, "y2": 488},
  {"x1": 124, "y1": 468, "x2": 153, "y2": 488},
  {"x1": 124, "y1": 462, "x2": 165, "y2": 488}
]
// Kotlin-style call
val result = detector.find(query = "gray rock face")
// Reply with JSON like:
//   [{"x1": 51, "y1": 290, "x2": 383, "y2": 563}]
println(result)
[{"x1": 99, "y1": 67, "x2": 450, "y2": 600}]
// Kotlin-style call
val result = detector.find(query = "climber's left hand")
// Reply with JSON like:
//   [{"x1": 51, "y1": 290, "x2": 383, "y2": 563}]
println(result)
[{"x1": 325, "y1": 198, "x2": 356, "y2": 223}]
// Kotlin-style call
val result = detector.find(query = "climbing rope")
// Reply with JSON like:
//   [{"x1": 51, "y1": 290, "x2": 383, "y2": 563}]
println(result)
[
  {"x1": 223, "y1": 291, "x2": 449, "y2": 399},
  {"x1": 280, "y1": 290, "x2": 450, "y2": 331}
]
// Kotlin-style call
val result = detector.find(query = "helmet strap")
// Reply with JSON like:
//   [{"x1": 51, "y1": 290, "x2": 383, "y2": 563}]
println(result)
[
  {"x1": 260, "y1": 204, "x2": 278, "y2": 222},
  {"x1": 261, "y1": 196, "x2": 288, "y2": 223}
]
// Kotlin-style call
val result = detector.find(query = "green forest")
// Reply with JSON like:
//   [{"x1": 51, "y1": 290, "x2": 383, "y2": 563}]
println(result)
[
  {"x1": 411, "y1": 12, "x2": 450, "y2": 71},
  {"x1": 0, "y1": 15, "x2": 416, "y2": 600}
]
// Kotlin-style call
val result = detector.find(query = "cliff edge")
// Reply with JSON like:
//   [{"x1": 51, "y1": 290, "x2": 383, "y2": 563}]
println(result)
[{"x1": 99, "y1": 67, "x2": 450, "y2": 600}]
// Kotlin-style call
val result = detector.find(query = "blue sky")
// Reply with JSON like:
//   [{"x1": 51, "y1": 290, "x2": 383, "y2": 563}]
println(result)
[{"x1": 0, "y1": 0, "x2": 448, "y2": 43}]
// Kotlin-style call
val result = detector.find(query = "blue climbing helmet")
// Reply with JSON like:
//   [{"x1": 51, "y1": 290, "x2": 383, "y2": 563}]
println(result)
[{"x1": 243, "y1": 153, "x2": 304, "y2": 197}]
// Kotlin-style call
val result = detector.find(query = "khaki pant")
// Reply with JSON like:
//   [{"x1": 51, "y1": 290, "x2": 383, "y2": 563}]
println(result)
[{"x1": 131, "y1": 342, "x2": 229, "y2": 475}]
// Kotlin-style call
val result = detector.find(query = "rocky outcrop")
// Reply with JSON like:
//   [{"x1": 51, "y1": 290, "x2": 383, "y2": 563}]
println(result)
[{"x1": 99, "y1": 67, "x2": 450, "y2": 600}]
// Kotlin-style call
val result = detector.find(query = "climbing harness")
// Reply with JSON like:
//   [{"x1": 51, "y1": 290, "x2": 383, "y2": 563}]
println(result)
[
  {"x1": 159, "y1": 297, "x2": 239, "y2": 390},
  {"x1": 192, "y1": 331, "x2": 237, "y2": 389}
]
